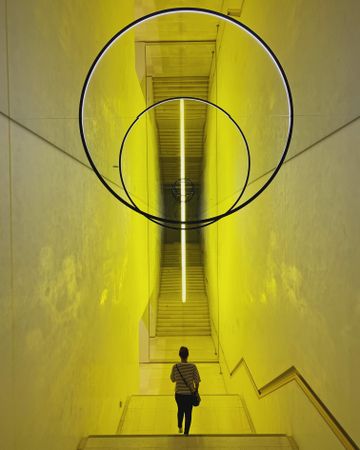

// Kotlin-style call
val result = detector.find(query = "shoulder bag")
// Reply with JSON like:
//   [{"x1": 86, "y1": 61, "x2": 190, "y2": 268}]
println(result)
[{"x1": 176, "y1": 364, "x2": 201, "y2": 407}]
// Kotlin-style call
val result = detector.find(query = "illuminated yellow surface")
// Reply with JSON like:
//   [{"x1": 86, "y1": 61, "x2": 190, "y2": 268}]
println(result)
[
  {"x1": 0, "y1": 2, "x2": 161, "y2": 450},
  {"x1": 202, "y1": 2, "x2": 360, "y2": 449},
  {"x1": 1, "y1": 2, "x2": 360, "y2": 450}
]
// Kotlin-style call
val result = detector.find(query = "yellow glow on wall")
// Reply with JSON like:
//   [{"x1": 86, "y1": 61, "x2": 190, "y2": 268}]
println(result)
[{"x1": 180, "y1": 99, "x2": 186, "y2": 303}]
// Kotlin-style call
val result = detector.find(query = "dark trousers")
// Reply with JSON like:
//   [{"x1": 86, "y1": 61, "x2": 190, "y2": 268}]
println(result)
[{"x1": 175, "y1": 393, "x2": 193, "y2": 434}]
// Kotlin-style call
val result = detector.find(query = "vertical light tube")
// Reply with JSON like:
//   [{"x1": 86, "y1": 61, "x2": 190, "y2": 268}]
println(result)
[{"x1": 180, "y1": 99, "x2": 186, "y2": 303}]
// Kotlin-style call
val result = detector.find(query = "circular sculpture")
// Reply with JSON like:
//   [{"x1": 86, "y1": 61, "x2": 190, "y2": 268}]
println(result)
[{"x1": 79, "y1": 7, "x2": 294, "y2": 228}]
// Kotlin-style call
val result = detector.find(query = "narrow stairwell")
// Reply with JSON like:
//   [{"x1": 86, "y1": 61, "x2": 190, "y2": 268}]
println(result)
[
  {"x1": 80, "y1": 245, "x2": 299, "y2": 450},
  {"x1": 80, "y1": 321, "x2": 299, "y2": 450},
  {"x1": 156, "y1": 242, "x2": 211, "y2": 336},
  {"x1": 82, "y1": 381, "x2": 297, "y2": 449}
]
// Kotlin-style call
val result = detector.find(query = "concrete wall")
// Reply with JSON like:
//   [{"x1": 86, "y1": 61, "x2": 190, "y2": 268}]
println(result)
[
  {"x1": 0, "y1": 1, "x2": 161, "y2": 450},
  {"x1": 203, "y1": 1, "x2": 360, "y2": 449}
]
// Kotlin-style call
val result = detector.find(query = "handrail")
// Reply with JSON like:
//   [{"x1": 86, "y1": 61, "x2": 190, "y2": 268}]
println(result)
[{"x1": 229, "y1": 358, "x2": 359, "y2": 450}]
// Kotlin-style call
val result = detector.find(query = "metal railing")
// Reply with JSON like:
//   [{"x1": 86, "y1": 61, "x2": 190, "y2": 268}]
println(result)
[{"x1": 229, "y1": 358, "x2": 359, "y2": 450}]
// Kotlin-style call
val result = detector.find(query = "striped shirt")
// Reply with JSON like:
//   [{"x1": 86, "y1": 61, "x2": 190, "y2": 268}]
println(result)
[{"x1": 170, "y1": 362, "x2": 201, "y2": 394}]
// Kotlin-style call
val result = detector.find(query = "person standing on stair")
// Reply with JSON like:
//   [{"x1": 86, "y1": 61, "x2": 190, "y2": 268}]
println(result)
[{"x1": 170, "y1": 346, "x2": 200, "y2": 435}]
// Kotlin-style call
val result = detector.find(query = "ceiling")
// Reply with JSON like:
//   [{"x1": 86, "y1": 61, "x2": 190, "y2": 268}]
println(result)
[{"x1": 135, "y1": 0, "x2": 224, "y2": 42}]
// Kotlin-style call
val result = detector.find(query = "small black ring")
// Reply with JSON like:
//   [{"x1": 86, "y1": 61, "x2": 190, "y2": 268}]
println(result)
[{"x1": 118, "y1": 96, "x2": 251, "y2": 228}]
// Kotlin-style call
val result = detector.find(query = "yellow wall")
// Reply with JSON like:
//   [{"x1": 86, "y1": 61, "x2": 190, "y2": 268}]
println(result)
[
  {"x1": 0, "y1": 1, "x2": 161, "y2": 450},
  {"x1": 203, "y1": 1, "x2": 360, "y2": 449}
]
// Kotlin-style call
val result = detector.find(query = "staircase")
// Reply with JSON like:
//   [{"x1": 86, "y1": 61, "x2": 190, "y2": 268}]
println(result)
[
  {"x1": 156, "y1": 243, "x2": 211, "y2": 336},
  {"x1": 81, "y1": 393, "x2": 297, "y2": 449},
  {"x1": 80, "y1": 390, "x2": 298, "y2": 450}
]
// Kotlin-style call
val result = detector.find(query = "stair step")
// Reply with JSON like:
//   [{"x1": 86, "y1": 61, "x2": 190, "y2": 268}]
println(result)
[
  {"x1": 161, "y1": 270, "x2": 204, "y2": 280},
  {"x1": 158, "y1": 297, "x2": 207, "y2": 300},
  {"x1": 158, "y1": 308, "x2": 209, "y2": 312},
  {"x1": 157, "y1": 329, "x2": 211, "y2": 334},
  {"x1": 158, "y1": 311, "x2": 209, "y2": 314},
  {"x1": 158, "y1": 309, "x2": 209, "y2": 312},
  {"x1": 158, "y1": 309, "x2": 209, "y2": 313},
  {"x1": 161, "y1": 285, "x2": 205, "y2": 287},
  {"x1": 161, "y1": 283, "x2": 204, "y2": 285},
  {"x1": 159, "y1": 299, "x2": 207, "y2": 302},
  {"x1": 161, "y1": 267, "x2": 203, "y2": 270},
  {"x1": 157, "y1": 325, "x2": 210, "y2": 329},
  {"x1": 158, "y1": 314, "x2": 209, "y2": 317},
  {"x1": 161, "y1": 269, "x2": 203, "y2": 272},
  {"x1": 156, "y1": 331, "x2": 211, "y2": 335},
  {"x1": 160, "y1": 283, "x2": 205, "y2": 286},
  {"x1": 161, "y1": 278, "x2": 203, "y2": 281},
  {"x1": 157, "y1": 323, "x2": 210, "y2": 327},
  {"x1": 158, "y1": 306, "x2": 209, "y2": 310},
  {"x1": 158, "y1": 303, "x2": 208, "y2": 307},
  {"x1": 158, "y1": 303, "x2": 208, "y2": 306},
  {"x1": 160, "y1": 291, "x2": 206, "y2": 294},
  {"x1": 158, "y1": 314, "x2": 209, "y2": 318},
  {"x1": 157, "y1": 318, "x2": 210, "y2": 322},
  {"x1": 160, "y1": 292, "x2": 205, "y2": 295},
  {"x1": 159, "y1": 294, "x2": 207, "y2": 298},
  {"x1": 160, "y1": 280, "x2": 204, "y2": 282},
  {"x1": 159, "y1": 294, "x2": 207, "y2": 297},
  {"x1": 162, "y1": 266, "x2": 202, "y2": 269},
  {"x1": 160, "y1": 277, "x2": 204, "y2": 280},
  {"x1": 84, "y1": 435, "x2": 295, "y2": 449},
  {"x1": 158, "y1": 315, "x2": 209, "y2": 318},
  {"x1": 161, "y1": 277, "x2": 203, "y2": 280},
  {"x1": 158, "y1": 301, "x2": 208, "y2": 304},
  {"x1": 158, "y1": 299, "x2": 208, "y2": 303},
  {"x1": 158, "y1": 307, "x2": 209, "y2": 310},
  {"x1": 157, "y1": 326, "x2": 210, "y2": 330},
  {"x1": 160, "y1": 290, "x2": 205, "y2": 293},
  {"x1": 157, "y1": 324, "x2": 210, "y2": 327}
]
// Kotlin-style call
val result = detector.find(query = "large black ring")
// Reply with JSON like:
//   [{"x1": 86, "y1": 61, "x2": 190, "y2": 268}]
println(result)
[{"x1": 79, "y1": 7, "x2": 294, "y2": 226}]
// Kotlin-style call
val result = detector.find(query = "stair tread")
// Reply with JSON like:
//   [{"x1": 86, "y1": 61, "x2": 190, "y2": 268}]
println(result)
[{"x1": 84, "y1": 434, "x2": 294, "y2": 449}]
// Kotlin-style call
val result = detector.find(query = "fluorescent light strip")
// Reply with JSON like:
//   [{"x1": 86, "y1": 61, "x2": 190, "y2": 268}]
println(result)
[{"x1": 180, "y1": 99, "x2": 186, "y2": 303}]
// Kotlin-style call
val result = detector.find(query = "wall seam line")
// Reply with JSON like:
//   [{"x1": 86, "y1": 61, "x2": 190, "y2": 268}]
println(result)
[
  {"x1": 201, "y1": 113, "x2": 360, "y2": 213},
  {"x1": 4, "y1": 1, "x2": 15, "y2": 449},
  {"x1": 0, "y1": 110, "x2": 161, "y2": 211},
  {"x1": 248, "y1": 113, "x2": 360, "y2": 186},
  {"x1": 0, "y1": 110, "x2": 122, "y2": 189}
]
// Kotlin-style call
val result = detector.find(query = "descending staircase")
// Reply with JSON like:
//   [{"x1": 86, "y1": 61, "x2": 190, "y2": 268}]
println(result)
[
  {"x1": 81, "y1": 394, "x2": 297, "y2": 449},
  {"x1": 156, "y1": 243, "x2": 211, "y2": 336}
]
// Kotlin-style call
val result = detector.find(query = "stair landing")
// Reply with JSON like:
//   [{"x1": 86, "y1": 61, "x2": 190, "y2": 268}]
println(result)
[
  {"x1": 118, "y1": 395, "x2": 253, "y2": 435},
  {"x1": 149, "y1": 335, "x2": 217, "y2": 362}
]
